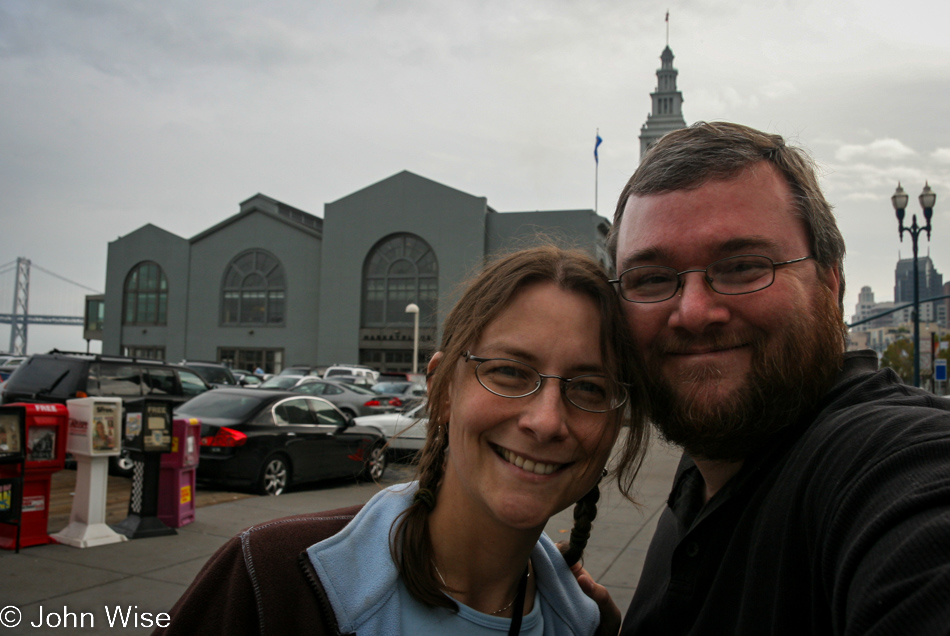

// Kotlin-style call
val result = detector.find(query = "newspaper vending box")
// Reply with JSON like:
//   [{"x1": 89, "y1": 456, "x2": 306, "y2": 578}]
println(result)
[
  {"x1": 51, "y1": 397, "x2": 128, "y2": 548},
  {"x1": 158, "y1": 417, "x2": 201, "y2": 528},
  {"x1": 110, "y1": 398, "x2": 176, "y2": 539},
  {"x1": 0, "y1": 403, "x2": 68, "y2": 550},
  {"x1": 0, "y1": 406, "x2": 27, "y2": 551}
]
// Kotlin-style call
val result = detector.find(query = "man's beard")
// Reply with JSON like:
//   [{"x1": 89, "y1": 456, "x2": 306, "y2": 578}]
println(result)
[{"x1": 644, "y1": 286, "x2": 846, "y2": 462}]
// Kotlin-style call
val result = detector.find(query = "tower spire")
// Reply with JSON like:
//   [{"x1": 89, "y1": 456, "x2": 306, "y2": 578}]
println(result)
[{"x1": 638, "y1": 19, "x2": 687, "y2": 161}]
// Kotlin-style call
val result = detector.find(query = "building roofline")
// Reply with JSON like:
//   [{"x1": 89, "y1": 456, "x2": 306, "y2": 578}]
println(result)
[{"x1": 190, "y1": 194, "x2": 323, "y2": 244}]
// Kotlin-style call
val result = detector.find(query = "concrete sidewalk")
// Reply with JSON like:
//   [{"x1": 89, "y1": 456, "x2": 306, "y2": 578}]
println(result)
[{"x1": 0, "y1": 437, "x2": 680, "y2": 635}]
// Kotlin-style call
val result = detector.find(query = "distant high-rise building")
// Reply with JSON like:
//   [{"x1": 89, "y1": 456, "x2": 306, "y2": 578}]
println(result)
[
  {"x1": 894, "y1": 256, "x2": 944, "y2": 324},
  {"x1": 852, "y1": 285, "x2": 895, "y2": 329},
  {"x1": 639, "y1": 46, "x2": 687, "y2": 161}
]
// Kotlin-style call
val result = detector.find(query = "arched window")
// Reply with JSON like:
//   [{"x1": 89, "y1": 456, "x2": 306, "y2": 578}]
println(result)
[
  {"x1": 362, "y1": 234, "x2": 438, "y2": 328},
  {"x1": 123, "y1": 262, "x2": 167, "y2": 325},
  {"x1": 221, "y1": 249, "x2": 286, "y2": 325}
]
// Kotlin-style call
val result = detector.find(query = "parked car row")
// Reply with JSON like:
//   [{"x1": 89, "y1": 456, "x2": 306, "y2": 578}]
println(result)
[
  {"x1": 0, "y1": 351, "x2": 425, "y2": 496},
  {"x1": 0, "y1": 351, "x2": 214, "y2": 476}
]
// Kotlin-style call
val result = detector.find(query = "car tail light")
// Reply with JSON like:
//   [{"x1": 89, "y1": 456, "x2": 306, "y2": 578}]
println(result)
[
  {"x1": 75, "y1": 391, "x2": 88, "y2": 398},
  {"x1": 364, "y1": 399, "x2": 382, "y2": 407},
  {"x1": 201, "y1": 427, "x2": 248, "y2": 447},
  {"x1": 388, "y1": 397, "x2": 403, "y2": 407}
]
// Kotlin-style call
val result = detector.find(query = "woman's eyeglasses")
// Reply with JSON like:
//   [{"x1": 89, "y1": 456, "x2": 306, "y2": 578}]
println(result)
[{"x1": 462, "y1": 352, "x2": 627, "y2": 413}]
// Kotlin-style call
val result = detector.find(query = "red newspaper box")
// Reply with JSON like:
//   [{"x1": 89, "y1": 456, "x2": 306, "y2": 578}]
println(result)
[
  {"x1": 157, "y1": 417, "x2": 200, "y2": 528},
  {"x1": 0, "y1": 403, "x2": 68, "y2": 549}
]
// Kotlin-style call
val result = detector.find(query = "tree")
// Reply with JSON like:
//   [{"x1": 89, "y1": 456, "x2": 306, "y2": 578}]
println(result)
[
  {"x1": 881, "y1": 333, "x2": 950, "y2": 387},
  {"x1": 881, "y1": 339, "x2": 914, "y2": 384}
]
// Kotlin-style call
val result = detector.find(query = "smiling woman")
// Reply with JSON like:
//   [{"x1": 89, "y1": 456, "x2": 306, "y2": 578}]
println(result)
[{"x1": 156, "y1": 246, "x2": 650, "y2": 636}]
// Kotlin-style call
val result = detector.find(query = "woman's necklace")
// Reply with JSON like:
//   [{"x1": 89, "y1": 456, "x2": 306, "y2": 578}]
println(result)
[{"x1": 432, "y1": 560, "x2": 531, "y2": 616}]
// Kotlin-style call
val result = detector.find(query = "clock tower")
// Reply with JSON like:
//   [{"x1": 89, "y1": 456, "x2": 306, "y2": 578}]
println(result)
[{"x1": 639, "y1": 45, "x2": 687, "y2": 161}]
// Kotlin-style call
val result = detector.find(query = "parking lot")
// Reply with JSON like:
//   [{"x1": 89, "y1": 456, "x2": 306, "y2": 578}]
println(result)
[{"x1": 0, "y1": 437, "x2": 680, "y2": 635}]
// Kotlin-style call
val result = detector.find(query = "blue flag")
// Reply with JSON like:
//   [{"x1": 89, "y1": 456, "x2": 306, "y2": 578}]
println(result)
[{"x1": 594, "y1": 132, "x2": 603, "y2": 164}]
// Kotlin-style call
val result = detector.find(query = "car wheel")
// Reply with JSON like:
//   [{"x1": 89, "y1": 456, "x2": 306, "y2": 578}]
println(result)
[
  {"x1": 258, "y1": 455, "x2": 290, "y2": 496},
  {"x1": 360, "y1": 443, "x2": 387, "y2": 481}
]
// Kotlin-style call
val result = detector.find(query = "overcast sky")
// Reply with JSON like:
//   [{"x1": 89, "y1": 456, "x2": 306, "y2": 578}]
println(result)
[{"x1": 1, "y1": 0, "x2": 948, "y2": 355}]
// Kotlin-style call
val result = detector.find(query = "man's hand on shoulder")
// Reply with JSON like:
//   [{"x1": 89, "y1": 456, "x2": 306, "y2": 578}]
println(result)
[{"x1": 570, "y1": 561, "x2": 620, "y2": 636}]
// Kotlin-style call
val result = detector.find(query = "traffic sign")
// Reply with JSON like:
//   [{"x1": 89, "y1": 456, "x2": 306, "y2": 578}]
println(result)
[{"x1": 936, "y1": 359, "x2": 948, "y2": 382}]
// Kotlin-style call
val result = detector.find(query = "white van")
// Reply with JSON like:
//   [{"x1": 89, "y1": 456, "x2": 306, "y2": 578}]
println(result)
[{"x1": 324, "y1": 364, "x2": 379, "y2": 384}]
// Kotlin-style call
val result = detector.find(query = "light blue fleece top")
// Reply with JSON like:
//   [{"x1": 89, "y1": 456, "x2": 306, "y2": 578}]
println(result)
[{"x1": 306, "y1": 482, "x2": 600, "y2": 635}]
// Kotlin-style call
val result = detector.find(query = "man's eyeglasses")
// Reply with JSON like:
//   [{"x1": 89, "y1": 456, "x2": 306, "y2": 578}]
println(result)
[
  {"x1": 609, "y1": 254, "x2": 813, "y2": 303},
  {"x1": 462, "y1": 352, "x2": 627, "y2": 413}
]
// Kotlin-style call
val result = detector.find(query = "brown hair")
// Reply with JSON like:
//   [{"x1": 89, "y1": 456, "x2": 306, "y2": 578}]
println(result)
[
  {"x1": 607, "y1": 121, "x2": 846, "y2": 311},
  {"x1": 390, "y1": 245, "x2": 649, "y2": 609}
]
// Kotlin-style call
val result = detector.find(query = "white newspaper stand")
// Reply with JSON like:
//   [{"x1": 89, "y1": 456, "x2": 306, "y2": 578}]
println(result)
[{"x1": 51, "y1": 398, "x2": 127, "y2": 547}]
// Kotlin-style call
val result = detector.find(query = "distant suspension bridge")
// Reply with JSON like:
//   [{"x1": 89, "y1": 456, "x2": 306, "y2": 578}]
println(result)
[{"x1": 0, "y1": 257, "x2": 102, "y2": 355}]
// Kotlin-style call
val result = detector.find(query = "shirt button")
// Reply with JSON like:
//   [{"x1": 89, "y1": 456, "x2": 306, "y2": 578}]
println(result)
[{"x1": 686, "y1": 542, "x2": 700, "y2": 557}]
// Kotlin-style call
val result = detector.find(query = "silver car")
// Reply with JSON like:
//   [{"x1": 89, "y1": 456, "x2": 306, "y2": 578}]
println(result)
[
  {"x1": 290, "y1": 378, "x2": 399, "y2": 420},
  {"x1": 354, "y1": 403, "x2": 428, "y2": 460}
]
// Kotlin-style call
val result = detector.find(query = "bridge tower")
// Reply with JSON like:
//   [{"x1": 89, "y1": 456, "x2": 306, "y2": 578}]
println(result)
[{"x1": 9, "y1": 257, "x2": 31, "y2": 355}]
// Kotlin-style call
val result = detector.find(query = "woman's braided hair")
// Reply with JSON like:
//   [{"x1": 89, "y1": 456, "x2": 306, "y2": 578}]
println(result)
[
  {"x1": 560, "y1": 476, "x2": 603, "y2": 568},
  {"x1": 389, "y1": 245, "x2": 650, "y2": 609}
]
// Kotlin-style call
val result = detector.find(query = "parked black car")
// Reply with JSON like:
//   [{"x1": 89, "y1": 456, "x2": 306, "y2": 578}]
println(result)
[
  {"x1": 0, "y1": 350, "x2": 212, "y2": 474},
  {"x1": 0, "y1": 351, "x2": 212, "y2": 405},
  {"x1": 175, "y1": 388, "x2": 388, "y2": 496},
  {"x1": 181, "y1": 360, "x2": 239, "y2": 388}
]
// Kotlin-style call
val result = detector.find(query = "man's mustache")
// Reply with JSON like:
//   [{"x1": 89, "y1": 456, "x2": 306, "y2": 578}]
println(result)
[{"x1": 651, "y1": 330, "x2": 763, "y2": 356}]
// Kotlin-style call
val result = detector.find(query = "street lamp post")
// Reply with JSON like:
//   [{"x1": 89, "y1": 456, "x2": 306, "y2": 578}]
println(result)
[
  {"x1": 405, "y1": 303, "x2": 420, "y2": 375},
  {"x1": 892, "y1": 182, "x2": 937, "y2": 388}
]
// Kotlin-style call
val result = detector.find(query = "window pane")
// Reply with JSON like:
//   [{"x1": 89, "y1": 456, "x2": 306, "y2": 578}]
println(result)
[
  {"x1": 137, "y1": 294, "x2": 149, "y2": 323},
  {"x1": 267, "y1": 267, "x2": 285, "y2": 287},
  {"x1": 367, "y1": 252, "x2": 387, "y2": 275},
  {"x1": 222, "y1": 292, "x2": 239, "y2": 324},
  {"x1": 311, "y1": 400, "x2": 346, "y2": 426},
  {"x1": 179, "y1": 370, "x2": 208, "y2": 397},
  {"x1": 390, "y1": 260, "x2": 414, "y2": 276},
  {"x1": 418, "y1": 252, "x2": 437, "y2": 274},
  {"x1": 235, "y1": 253, "x2": 255, "y2": 272},
  {"x1": 268, "y1": 291, "x2": 285, "y2": 324},
  {"x1": 275, "y1": 399, "x2": 313, "y2": 425},
  {"x1": 145, "y1": 368, "x2": 176, "y2": 395},
  {"x1": 241, "y1": 291, "x2": 266, "y2": 323},
  {"x1": 126, "y1": 295, "x2": 137, "y2": 323},
  {"x1": 244, "y1": 272, "x2": 266, "y2": 289},
  {"x1": 144, "y1": 293, "x2": 157, "y2": 323},
  {"x1": 97, "y1": 364, "x2": 144, "y2": 397},
  {"x1": 225, "y1": 268, "x2": 242, "y2": 289}
]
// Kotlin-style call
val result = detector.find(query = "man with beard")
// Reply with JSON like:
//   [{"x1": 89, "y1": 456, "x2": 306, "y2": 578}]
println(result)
[{"x1": 608, "y1": 122, "x2": 950, "y2": 635}]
